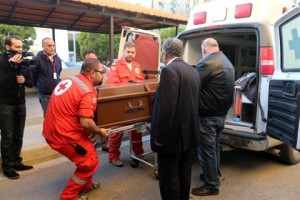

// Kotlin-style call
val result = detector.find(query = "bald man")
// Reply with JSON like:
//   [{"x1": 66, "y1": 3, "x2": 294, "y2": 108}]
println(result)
[{"x1": 192, "y1": 38, "x2": 235, "y2": 196}]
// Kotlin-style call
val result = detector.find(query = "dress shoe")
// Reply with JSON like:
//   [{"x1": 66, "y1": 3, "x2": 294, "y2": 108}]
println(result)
[
  {"x1": 13, "y1": 163, "x2": 33, "y2": 171},
  {"x1": 191, "y1": 186, "x2": 219, "y2": 196},
  {"x1": 3, "y1": 170, "x2": 20, "y2": 179},
  {"x1": 109, "y1": 159, "x2": 124, "y2": 167}
]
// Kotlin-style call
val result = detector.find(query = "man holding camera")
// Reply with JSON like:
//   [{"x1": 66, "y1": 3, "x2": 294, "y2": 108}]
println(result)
[{"x1": 0, "y1": 35, "x2": 34, "y2": 179}]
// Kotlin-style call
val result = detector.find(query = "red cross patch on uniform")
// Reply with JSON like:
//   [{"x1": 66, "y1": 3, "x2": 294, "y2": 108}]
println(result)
[{"x1": 54, "y1": 79, "x2": 73, "y2": 96}]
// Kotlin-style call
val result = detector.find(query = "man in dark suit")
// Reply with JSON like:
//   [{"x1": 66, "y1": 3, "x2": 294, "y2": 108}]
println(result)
[{"x1": 151, "y1": 38, "x2": 200, "y2": 200}]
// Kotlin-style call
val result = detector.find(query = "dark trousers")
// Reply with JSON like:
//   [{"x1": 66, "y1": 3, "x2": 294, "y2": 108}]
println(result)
[
  {"x1": 0, "y1": 103, "x2": 26, "y2": 172},
  {"x1": 157, "y1": 148, "x2": 193, "y2": 200}
]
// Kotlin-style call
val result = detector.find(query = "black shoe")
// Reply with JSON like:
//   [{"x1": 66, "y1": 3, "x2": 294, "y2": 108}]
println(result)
[
  {"x1": 4, "y1": 170, "x2": 20, "y2": 179},
  {"x1": 13, "y1": 163, "x2": 33, "y2": 171},
  {"x1": 101, "y1": 147, "x2": 109, "y2": 153}
]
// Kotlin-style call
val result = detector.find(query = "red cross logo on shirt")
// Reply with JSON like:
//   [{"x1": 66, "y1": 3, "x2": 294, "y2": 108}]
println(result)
[
  {"x1": 54, "y1": 79, "x2": 73, "y2": 96},
  {"x1": 58, "y1": 82, "x2": 69, "y2": 92}
]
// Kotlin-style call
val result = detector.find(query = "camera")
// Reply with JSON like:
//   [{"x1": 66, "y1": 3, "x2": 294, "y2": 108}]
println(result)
[{"x1": 6, "y1": 50, "x2": 37, "y2": 67}]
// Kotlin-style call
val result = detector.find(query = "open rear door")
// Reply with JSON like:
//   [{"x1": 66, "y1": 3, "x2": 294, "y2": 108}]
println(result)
[
  {"x1": 118, "y1": 26, "x2": 161, "y2": 79},
  {"x1": 267, "y1": 3, "x2": 300, "y2": 150}
]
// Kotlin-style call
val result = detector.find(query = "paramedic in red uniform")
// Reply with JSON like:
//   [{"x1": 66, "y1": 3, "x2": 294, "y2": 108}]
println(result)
[
  {"x1": 43, "y1": 58, "x2": 108, "y2": 200},
  {"x1": 107, "y1": 41, "x2": 145, "y2": 167}
]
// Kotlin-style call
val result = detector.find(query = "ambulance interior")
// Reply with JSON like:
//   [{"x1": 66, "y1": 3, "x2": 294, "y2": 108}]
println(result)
[{"x1": 182, "y1": 31, "x2": 258, "y2": 126}]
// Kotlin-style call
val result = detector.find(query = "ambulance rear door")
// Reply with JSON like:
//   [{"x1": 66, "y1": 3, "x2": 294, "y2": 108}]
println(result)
[{"x1": 267, "y1": 2, "x2": 300, "y2": 150}]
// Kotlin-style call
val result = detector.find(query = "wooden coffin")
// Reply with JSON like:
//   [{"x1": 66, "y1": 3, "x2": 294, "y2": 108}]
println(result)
[{"x1": 96, "y1": 79, "x2": 158, "y2": 128}]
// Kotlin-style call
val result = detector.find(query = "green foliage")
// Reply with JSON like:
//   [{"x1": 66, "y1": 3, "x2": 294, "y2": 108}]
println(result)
[
  {"x1": 158, "y1": 26, "x2": 185, "y2": 44},
  {"x1": 0, "y1": 24, "x2": 36, "y2": 53},
  {"x1": 77, "y1": 32, "x2": 120, "y2": 65}
]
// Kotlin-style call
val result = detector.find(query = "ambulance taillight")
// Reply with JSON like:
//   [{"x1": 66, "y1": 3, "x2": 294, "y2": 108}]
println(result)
[
  {"x1": 260, "y1": 47, "x2": 275, "y2": 75},
  {"x1": 235, "y1": 3, "x2": 253, "y2": 19},
  {"x1": 194, "y1": 12, "x2": 206, "y2": 25}
]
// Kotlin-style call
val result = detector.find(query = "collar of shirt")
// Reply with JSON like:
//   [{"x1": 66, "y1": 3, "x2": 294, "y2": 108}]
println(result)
[
  {"x1": 166, "y1": 57, "x2": 178, "y2": 66},
  {"x1": 43, "y1": 51, "x2": 56, "y2": 62}
]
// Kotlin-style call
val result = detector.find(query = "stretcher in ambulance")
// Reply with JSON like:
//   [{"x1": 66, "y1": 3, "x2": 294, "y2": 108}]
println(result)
[{"x1": 178, "y1": 0, "x2": 300, "y2": 164}]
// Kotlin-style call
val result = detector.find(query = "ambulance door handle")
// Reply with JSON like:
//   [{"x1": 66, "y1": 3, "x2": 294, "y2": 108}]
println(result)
[{"x1": 283, "y1": 81, "x2": 297, "y2": 98}]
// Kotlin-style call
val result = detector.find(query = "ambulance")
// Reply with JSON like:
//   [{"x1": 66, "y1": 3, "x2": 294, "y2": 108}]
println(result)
[{"x1": 178, "y1": 0, "x2": 300, "y2": 164}]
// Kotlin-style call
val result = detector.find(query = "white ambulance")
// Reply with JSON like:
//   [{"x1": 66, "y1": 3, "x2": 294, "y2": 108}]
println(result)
[{"x1": 178, "y1": 0, "x2": 300, "y2": 164}]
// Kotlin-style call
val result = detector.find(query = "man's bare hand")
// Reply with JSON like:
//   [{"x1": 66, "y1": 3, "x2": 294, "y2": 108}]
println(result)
[{"x1": 100, "y1": 128, "x2": 109, "y2": 138}]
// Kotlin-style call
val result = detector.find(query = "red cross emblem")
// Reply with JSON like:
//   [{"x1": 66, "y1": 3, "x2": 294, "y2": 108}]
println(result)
[{"x1": 54, "y1": 79, "x2": 73, "y2": 96}]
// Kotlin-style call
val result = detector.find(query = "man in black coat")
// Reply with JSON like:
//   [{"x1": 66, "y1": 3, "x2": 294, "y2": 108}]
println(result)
[
  {"x1": 191, "y1": 38, "x2": 235, "y2": 196},
  {"x1": 0, "y1": 35, "x2": 34, "y2": 179},
  {"x1": 151, "y1": 38, "x2": 200, "y2": 200}
]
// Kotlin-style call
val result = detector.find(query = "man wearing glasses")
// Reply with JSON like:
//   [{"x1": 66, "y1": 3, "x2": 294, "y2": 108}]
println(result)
[
  {"x1": 107, "y1": 41, "x2": 145, "y2": 167},
  {"x1": 42, "y1": 58, "x2": 108, "y2": 200}
]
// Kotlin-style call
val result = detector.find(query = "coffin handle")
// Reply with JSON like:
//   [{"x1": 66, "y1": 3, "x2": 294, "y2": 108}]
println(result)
[{"x1": 125, "y1": 100, "x2": 145, "y2": 113}]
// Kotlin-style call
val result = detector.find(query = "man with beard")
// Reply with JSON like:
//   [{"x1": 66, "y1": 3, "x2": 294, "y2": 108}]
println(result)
[
  {"x1": 107, "y1": 41, "x2": 145, "y2": 167},
  {"x1": 43, "y1": 58, "x2": 109, "y2": 200}
]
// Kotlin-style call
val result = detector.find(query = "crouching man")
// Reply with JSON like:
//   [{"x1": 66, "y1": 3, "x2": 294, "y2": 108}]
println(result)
[{"x1": 42, "y1": 58, "x2": 108, "y2": 200}]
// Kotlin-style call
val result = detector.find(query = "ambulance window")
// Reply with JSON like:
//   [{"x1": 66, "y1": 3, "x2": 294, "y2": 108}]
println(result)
[
  {"x1": 280, "y1": 13, "x2": 300, "y2": 71},
  {"x1": 126, "y1": 33, "x2": 134, "y2": 42}
]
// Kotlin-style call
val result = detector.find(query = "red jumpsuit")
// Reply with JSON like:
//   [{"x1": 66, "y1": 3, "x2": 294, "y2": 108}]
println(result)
[
  {"x1": 43, "y1": 74, "x2": 99, "y2": 200},
  {"x1": 107, "y1": 57, "x2": 145, "y2": 161}
]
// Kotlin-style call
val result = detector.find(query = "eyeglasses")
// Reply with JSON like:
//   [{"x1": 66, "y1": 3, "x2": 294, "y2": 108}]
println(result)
[{"x1": 94, "y1": 69, "x2": 106, "y2": 75}]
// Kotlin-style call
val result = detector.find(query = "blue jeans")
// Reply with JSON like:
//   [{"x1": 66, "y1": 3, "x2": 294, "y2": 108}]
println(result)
[
  {"x1": 0, "y1": 104, "x2": 26, "y2": 171},
  {"x1": 38, "y1": 93, "x2": 51, "y2": 117},
  {"x1": 197, "y1": 116, "x2": 225, "y2": 191}
]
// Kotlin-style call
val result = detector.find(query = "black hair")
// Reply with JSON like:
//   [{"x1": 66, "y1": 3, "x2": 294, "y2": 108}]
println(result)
[
  {"x1": 4, "y1": 35, "x2": 21, "y2": 46},
  {"x1": 84, "y1": 49, "x2": 97, "y2": 58},
  {"x1": 80, "y1": 58, "x2": 101, "y2": 74}
]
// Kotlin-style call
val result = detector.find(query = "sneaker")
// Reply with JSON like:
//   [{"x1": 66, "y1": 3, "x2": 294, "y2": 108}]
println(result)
[
  {"x1": 82, "y1": 182, "x2": 100, "y2": 193},
  {"x1": 76, "y1": 193, "x2": 88, "y2": 200},
  {"x1": 13, "y1": 163, "x2": 33, "y2": 171},
  {"x1": 3, "y1": 170, "x2": 20, "y2": 179},
  {"x1": 109, "y1": 159, "x2": 124, "y2": 167}
]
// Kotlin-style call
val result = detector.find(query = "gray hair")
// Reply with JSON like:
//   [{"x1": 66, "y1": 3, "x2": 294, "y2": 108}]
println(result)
[{"x1": 162, "y1": 38, "x2": 183, "y2": 57}]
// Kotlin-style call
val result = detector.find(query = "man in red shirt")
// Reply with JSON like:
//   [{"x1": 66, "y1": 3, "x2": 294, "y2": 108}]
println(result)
[
  {"x1": 107, "y1": 41, "x2": 145, "y2": 167},
  {"x1": 43, "y1": 58, "x2": 108, "y2": 200}
]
